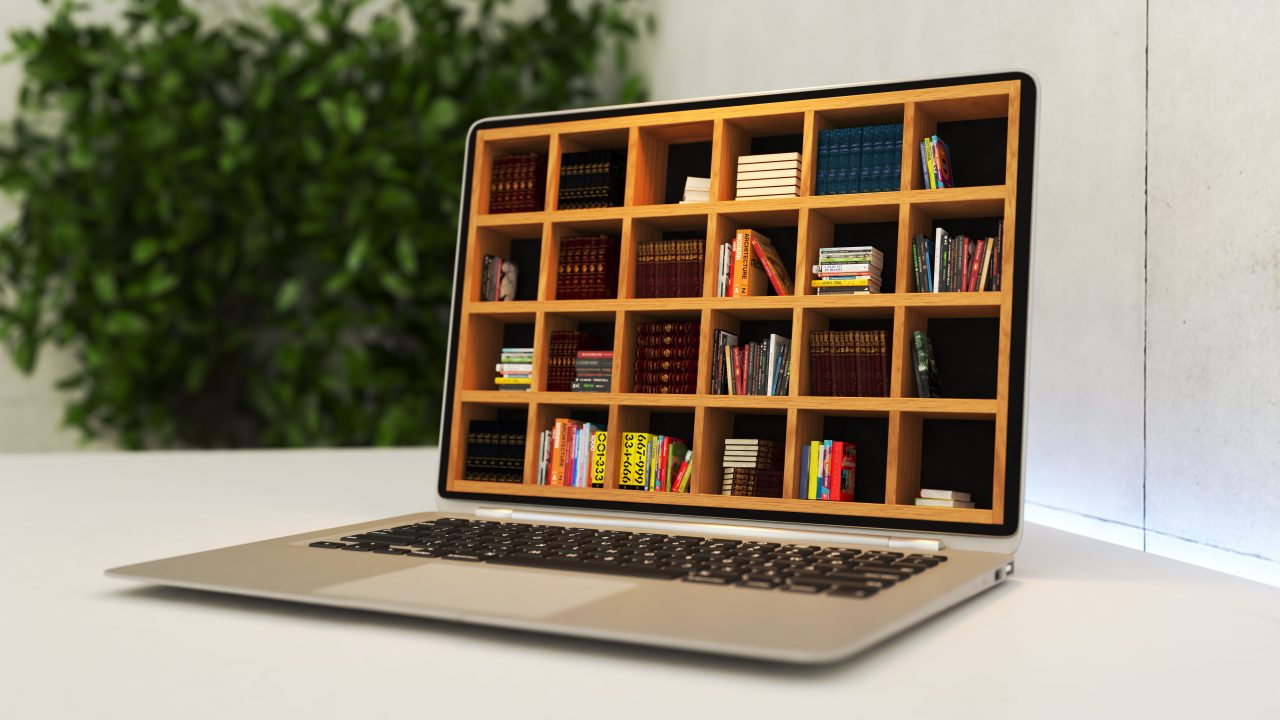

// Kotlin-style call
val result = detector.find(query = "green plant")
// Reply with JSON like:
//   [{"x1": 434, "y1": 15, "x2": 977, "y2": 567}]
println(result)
[{"x1": 0, "y1": 0, "x2": 648, "y2": 448}]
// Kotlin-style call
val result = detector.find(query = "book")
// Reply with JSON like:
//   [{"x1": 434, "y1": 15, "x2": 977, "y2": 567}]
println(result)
[
  {"x1": 636, "y1": 238, "x2": 704, "y2": 298},
  {"x1": 738, "y1": 151, "x2": 800, "y2": 165},
  {"x1": 732, "y1": 229, "x2": 771, "y2": 296},
  {"x1": 736, "y1": 185, "x2": 799, "y2": 197},
  {"x1": 921, "y1": 488, "x2": 972, "y2": 501},
  {"x1": 750, "y1": 233, "x2": 794, "y2": 295},
  {"x1": 808, "y1": 329, "x2": 889, "y2": 397},
  {"x1": 464, "y1": 420, "x2": 525, "y2": 482},
  {"x1": 816, "y1": 123, "x2": 902, "y2": 195},
  {"x1": 558, "y1": 149, "x2": 625, "y2": 209},
  {"x1": 914, "y1": 497, "x2": 975, "y2": 509},
  {"x1": 912, "y1": 330, "x2": 942, "y2": 398},
  {"x1": 737, "y1": 167, "x2": 803, "y2": 180},
  {"x1": 489, "y1": 153, "x2": 546, "y2": 214}
]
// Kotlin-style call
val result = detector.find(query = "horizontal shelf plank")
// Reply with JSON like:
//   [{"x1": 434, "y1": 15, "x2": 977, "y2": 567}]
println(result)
[
  {"x1": 472, "y1": 186, "x2": 1007, "y2": 227},
  {"x1": 465, "y1": 292, "x2": 1003, "y2": 315},
  {"x1": 447, "y1": 479, "x2": 997, "y2": 523},
  {"x1": 459, "y1": 390, "x2": 996, "y2": 417}
]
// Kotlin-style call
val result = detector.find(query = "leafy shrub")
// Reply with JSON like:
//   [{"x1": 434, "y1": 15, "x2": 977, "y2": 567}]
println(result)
[{"x1": 0, "y1": 0, "x2": 647, "y2": 448}]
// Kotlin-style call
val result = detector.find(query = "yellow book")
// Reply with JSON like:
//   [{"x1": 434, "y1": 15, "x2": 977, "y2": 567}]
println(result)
[
  {"x1": 808, "y1": 440, "x2": 820, "y2": 500},
  {"x1": 810, "y1": 277, "x2": 873, "y2": 287},
  {"x1": 619, "y1": 432, "x2": 650, "y2": 490},
  {"x1": 493, "y1": 376, "x2": 532, "y2": 384},
  {"x1": 591, "y1": 430, "x2": 607, "y2": 488}
]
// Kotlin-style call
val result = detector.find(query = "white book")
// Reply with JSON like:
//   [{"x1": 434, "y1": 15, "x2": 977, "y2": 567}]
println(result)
[
  {"x1": 724, "y1": 438, "x2": 780, "y2": 446},
  {"x1": 920, "y1": 488, "x2": 973, "y2": 501},
  {"x1": 819, "y1": 245, "x2": 883, "y2": 258},
  {"x1": 812, "y1": 263, "x2": 878, "y2": 274},
  {"x1": 766, "y1": 333, "x2": 790, "y2": 396},
  {"x1": 933, "y1": 228, "x2": 946, "y2": 293},
  {"x1": 734, "y1": 159, "x2": 800, "y2": 172},
  {"x1": 736, "y1": 189, "x2": 799, "y2": 199},
  {"x1": 738, "y1": 151, "x2": 801, "y2": 165},
  {"x1": 737, "y1": 177, "x2": 802, "y2": 189},
  {"x1": 683, "y1": 176, "x2": 710, "y2": 191},
  {"x1": 682, "y1": 189, "x2": 710, "y2": 200},
  {"x1": 494, "y1": 363, "x2": 534, "y2": 372},
  {"x1": 914, "y1": 497, "x2": 976, "y2": 508},
  {"x1": 737, "y1": 167, "x2": 802, "y2": 181}
]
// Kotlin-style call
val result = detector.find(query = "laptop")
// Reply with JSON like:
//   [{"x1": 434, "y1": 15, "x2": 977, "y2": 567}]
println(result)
[{"x1": 108, "y1": 71, "x2": 1036, "y2": 664}]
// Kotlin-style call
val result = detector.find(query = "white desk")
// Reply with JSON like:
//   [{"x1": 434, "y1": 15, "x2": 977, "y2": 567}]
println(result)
[{"x1": 2, "y1": 448, "x2": 1277, "y2": 719}]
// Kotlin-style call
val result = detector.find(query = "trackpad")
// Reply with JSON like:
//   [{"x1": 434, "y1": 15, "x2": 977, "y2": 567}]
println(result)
[{"x1": 315, "y1": 563, "x2": 636, "y2": 620}]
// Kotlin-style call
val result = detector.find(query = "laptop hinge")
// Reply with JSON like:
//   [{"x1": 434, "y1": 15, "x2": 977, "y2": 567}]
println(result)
[{"x1": 474, "y1": 507, "x2": 944, "y2": 551}]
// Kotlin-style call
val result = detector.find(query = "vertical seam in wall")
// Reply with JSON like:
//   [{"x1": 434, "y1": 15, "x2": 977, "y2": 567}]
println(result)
[{"x1": 1142, "y1": 0, "x2": 1150, "y2": 552}]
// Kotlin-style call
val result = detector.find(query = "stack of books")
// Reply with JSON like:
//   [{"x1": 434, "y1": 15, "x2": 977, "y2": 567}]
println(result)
[
  {"x1": 911, "y1": 222, "x2": 1003, "y2": 293},
  {"x1": 479, "y1": 254, "x2": 518, "y2": 301},
  {"x1": 808, "y1": 330, "x2": 889, "y2": 397},
  {"x1": 811, "y1": 245, "x2": 884, "y2": 295},
  {"x1": 680, "y1": 176, "x2": 710, "y2": 203},
  {"x1": 633, "y1": 320, "x2": 699, "y2": 394},
  {"x1": 555, "y1": 235, "x2": 620, "y2": 299},
  {"x1": 914, "y1": 488, "x2": 974, "y2": 509},
  {"x1": 799, "y1": 439, "x2": 857, "y2": 501},
  {"x1": 716, "y1": 229, "x2": 793, "y2": 297},
  {"x1": 815, "y1": 124, "x2": 903, "y2": 195},
  {"x1": 721, "y1": 438, "x2": 783, "y2": 498},
  {"x1": 571, "y1": 350, "x2": 613, "y2": 392},
  {"x1": 547, "y1": 331, "x2": 606, "y2": 392},
  {"x1": 537, "y1": 419, "x2": 607, "y2": 487},
  {"x1": 735, "y1": 152, "x2": 801, "y2": 199},
  {"x1": 489, "y1": 153, "x2": 546, "y2": 213},
  {"x1": 494, "y1": 347, "x2": 533, "y2": 391},
  {"x1": 619, "y1": 432, "x2": 692, "y2": 492},
  {"x1": 558, "y1": 150, "x2": 625, "y2": 209},
  {"x1": 911, "y1": 330, "x2": 942, "y2": 399},
  {"x1": 711, "y1": 330, "x2": 790, "y2": 396},
  {"x1": 635, "y1": 239, "x2": 704, "y2": 298},
  {"x1": 918, "y1": 134, "x2": 954, "y2": 189},
  {"x1": 463, "y1": 420, "x2": 525, "y2": 482}
]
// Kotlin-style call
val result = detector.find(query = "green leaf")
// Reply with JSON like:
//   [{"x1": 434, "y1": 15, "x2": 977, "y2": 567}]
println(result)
[
  {"x1": 147, "y1": 271, "x2": 178, "y2": 297},
  {"x1": 344, "y1": 232, "x2": 370, "y2": 273},
  {"x1": 319, "y1": 97, "x2": 342, "y2": 131},
  {"x1": 92, "y1": 272, "x2": 118, "y2": 303},
  {"x1": 132, "y1": 238, "x2": 161, "y2": 265},
  {"x1": 103, "y1": 310, "x2": 149, "y2": 336},
  {"x1": 395, "y1": 235, "x2": 418, "y2": 276},
  {"x1": 221, "y1": 116, "x2": 246, "y2": 146},
  {"x1": 423, "y1": 96, "x2": 459, "y2": 130},
  {"x1": 378, "y1": 271, "x2": 411, "y2": 299},
  {"x1": 344, "y1": 95, "x2": 366, "y2": 134},
  {"x1": 275, "y1": 277, "x2": 302, "y2": 312}
]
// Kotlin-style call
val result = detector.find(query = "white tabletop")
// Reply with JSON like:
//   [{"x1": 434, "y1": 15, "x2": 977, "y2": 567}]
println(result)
[{"x1": 2, "y1": 448, "x2": 1278, "y2": 719}]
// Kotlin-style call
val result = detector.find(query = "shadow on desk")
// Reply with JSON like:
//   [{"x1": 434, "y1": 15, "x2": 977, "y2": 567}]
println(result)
[{"x1": 110, "y1": 580, "x2": 1016, "y2": 672}]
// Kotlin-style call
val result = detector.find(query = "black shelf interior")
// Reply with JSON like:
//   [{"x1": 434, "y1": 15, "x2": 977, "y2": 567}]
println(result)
[
  {"x1": 818, "y1": 415, "x2": 889, "y2": 504},
  {"x1": 826, "y1": 221, "x2": 899, "y2": 294},
  {"x1": 507, "y1": 238, "x2": 541, "y2": 301},
  {"x1": 663, "y1": 141, "x2": 713, "y2": 204},
  {"x1": 919, "y1": 419, "x2": 995, "y2": 508},
  {"x1": 931, "y1": 117, "x2": 1007, "y2": 188},
  {"x1": 925, "y1": 317, "x2": 998, "y2": 399}
]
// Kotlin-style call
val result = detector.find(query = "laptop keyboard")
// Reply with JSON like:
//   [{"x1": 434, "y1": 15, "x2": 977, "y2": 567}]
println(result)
[{"x1": 308, "y1": 518, "x2": 945, "y2": 599}]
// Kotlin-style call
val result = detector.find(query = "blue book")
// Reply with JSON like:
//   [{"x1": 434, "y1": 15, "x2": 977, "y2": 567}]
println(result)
[
  {"x1": 890, "y1": 123, "x2": 904, "y2": 191},
  {"x1": 857, "y1": 125, "x2": 874, "y2": 193},
  {"x1": 799, "y1": 444, "x2": 810, "y2": 499},
  {"x1": 833, "y1": 128, "x2": 849, "y2": 194},
  {"x1": 817, "y1": 129, "x2": 834, "y2": 195},
  {"x1": 847, "y1": 126, "x2": 863, "y2": 194}
]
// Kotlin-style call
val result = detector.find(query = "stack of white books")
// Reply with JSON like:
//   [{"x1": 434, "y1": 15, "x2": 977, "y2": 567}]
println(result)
[
  {"x1": 913, "y1": 488, "x2": 975, "y2": 508},
  {"x1": 680, "y1": 176, "x2": 710, "y2": 203},
  {"x1": 735, "y1": 152, "x2": 800, "y2": 199}
]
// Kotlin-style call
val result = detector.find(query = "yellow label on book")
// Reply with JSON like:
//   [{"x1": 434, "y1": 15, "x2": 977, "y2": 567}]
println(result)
[
  {"x1": 591, "y1": 431, "x2": 607, "y2": 488},
  {"x1": 619, "y1": 432, "x2": 650, "y2": 490},
  {"x1": 810, "y1": 277, "x2": 872, "y2": 287}
]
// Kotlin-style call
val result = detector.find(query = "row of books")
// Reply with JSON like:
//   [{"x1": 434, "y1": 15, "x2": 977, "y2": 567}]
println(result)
[
  {"x1": 635, "y1": 238, "x2": 704, "y2": 298},
  {"x1": 680, "y1": 176, "x2": 709, "y2": 203},
  {"x1": 809, "y1": 330, "x2": 890, "y2": 397},
  {"x1": 558, "y1": 150, "x2": 625, "y2": 210},
  {"x1": 633, "y1": 320, "x2": 699, "y2": 394},
  {"x1": 619, "y1": 432, "x2": 693, "y2": 492},
  {"x1": 547, "y1": 331, "x2": 606, "y2": 392},
  {"x1": 911, "y1": 330, "x2": 942, "y2": 399},
  {"x1": 537, "y1": 419, "x2": 606, "y2": 487},
  {"x1": 911, "y1": 224, "x2": 1003, "y2": 293},
  {"x1": 479, "y1": 254, "x2": 518, "y2": 301},
  {"x1": 721, "y1": 438, "x2": 783, "y2": 497},
  {"x1": 799, "y1": 439, "x2": 857, "y2": 501},
  {"x1": 919, "y1": 135, "x2": 954, "y2": 189},
  {"x1": 711, "y1": 330, "x2": 790, "y2": 396},
  {"x1": 555, "y1": 235, "x2": 620, "y2": 300},
  {"x1": 816, "y1": 124, "x2": 903, "y2": 195},
  {"x1": 914, "y1": 488, "x2": 974, "y2": 509},
  {"x1": 494, "y1": 347, "x2": 533, "y2": 391},
  {"x1": 489, "y1": 153, "x2": 546, "y2": 214},
  {"x1": 716, "y1": 229, "x2": 794, "y2": 297},
  {"x1": 463, "y1": 420, "x2": 525, "y2": 482},
  {"x1": 811, "y1": 245, "x2": 884, "y2": 295},
  {"x1": 572, "y1": 350, "x2": 613, "y2": 393},
  {"x1": 735, "y1": 152, "x2": 801, "y2": 200}
]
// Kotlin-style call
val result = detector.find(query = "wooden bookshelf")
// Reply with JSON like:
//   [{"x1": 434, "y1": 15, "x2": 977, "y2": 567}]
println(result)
[{"x1": 447, "y1": 78, "x2": 1024, "y2": 525}]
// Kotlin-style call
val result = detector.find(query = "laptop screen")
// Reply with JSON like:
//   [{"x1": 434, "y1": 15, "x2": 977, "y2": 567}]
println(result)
[{"x1": 437, "y1": 73, "x2": 1035, "y2": 537}]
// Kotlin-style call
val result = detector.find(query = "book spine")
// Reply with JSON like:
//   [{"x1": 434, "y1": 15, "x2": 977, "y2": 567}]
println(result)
[{"x1": 619, "y1": 432, "x2": 649, "y2": 490}]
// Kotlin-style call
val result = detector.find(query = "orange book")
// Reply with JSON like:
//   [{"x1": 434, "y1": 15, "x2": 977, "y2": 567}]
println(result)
[{"x1": 732, "y1": 230, "x2": 771, "y2": 296}]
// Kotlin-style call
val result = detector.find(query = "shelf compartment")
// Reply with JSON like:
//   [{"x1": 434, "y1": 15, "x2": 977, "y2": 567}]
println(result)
[
  {"x1": 631, "y1": 121, "x2": 715, "y2": 206},
  {"x1": 544, "y1": 218, "x2": 624, "y2": 301},
  {"x1": 458, "y1": 312, "x2": 537, "y2": 393},
  {"x1": 615, "y1": 309, "x2": 703, "y2": 395},
  {"x1": 468, "y1": 224, "x2": 543, "y2": 303},
  {"x1": 541, "y1": 310, "x2": 617, "y2": 393},
  {"x1": 705, "y1": 306, "x2": 795, "y2": 397},
  {"x1": 455, "y1": 402, "x2": 530, "y2": 485},
  {"x1": 531, "y1": 403, "x2": 610, "y2": 488},
  {"x1": 475, "y1": 135, "x2": 551, "y2": 216},
  {"x1": 555, "y1": 128, "x2": 630, "y2": 211},
  {"x1": 908, "y1": 94, "x2": 1009, "y2": 190},
  {"x1": 711, "y1": 208, "x2": 800, "y2": 298},
  {"x1": 698, "y1": 407, "x2": 788, "y2": 498},
  {"x1": 628, "y1": 213, "x2": 711, "y2": 299},
  {"x1": 898, "y1": 310, "x2": 999, "y2": 400},
  {"x1": 902, "y1": 199, "x2": 1005, "y2": 295},
  {"x1": 802, "y1": 207, "x2": 900, "y2": 296},
  {"x1": 810, "y1": 104, "x2": 908, "y2": 197},
  {"x1": 891, "y1": 414, "x2": 996, "y2": 510},
  {"x1": 714, "y1": 113, "x2": 806, "y2": 202},
  {"x1": 790, "y1": 409, "x2": 889, "y2": 504},
  {"x1": 797, "y1": 306, "x2": 894, "y2": 398},
  {"x1": 611, "y1": 405, "x2": 696, "y2": 493}
]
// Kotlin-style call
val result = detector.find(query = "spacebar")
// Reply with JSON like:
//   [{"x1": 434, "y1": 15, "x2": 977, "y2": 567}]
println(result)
[{"x1": 488, "y1": 555, "x2": 686, "y2": 580}]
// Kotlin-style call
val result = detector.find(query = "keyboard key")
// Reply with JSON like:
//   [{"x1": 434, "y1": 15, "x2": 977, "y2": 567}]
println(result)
[
  {"x1": 829, "y1": 587, "x2": 878, "y2": 599},
  {"x1": 372, "y1": 547, "x2": 410, "y2": 555},
  {"x1": 443, "y1": 553, "x2": 483, "y2": 562},
  {"x1": 308, "y1": 541, "x2": 346, "y2": 549}
]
